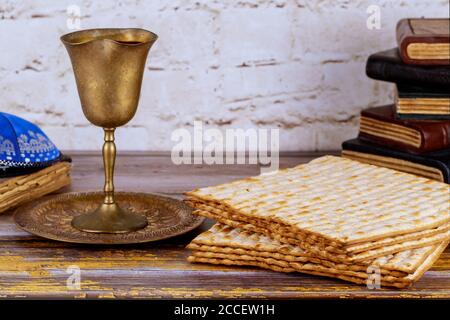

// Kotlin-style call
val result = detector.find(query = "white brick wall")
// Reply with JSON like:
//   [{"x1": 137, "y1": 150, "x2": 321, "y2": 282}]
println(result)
[{"x1": 0, "y1": 0, "x2": 448, "y2": 151}]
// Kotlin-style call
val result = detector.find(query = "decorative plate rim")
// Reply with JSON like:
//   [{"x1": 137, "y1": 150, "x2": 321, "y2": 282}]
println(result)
[{"x1": 13, "y1": 191, "x2": 205, "y2": 245}]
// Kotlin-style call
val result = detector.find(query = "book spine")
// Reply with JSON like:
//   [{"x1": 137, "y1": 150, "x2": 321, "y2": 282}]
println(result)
[
  {"x1": 358, "y1": 132, "x2": 422, "y2": 153},
  {"x1": 396, "y1": 19, "x2": 450, "y2": 65},
  {"x1": 396, "y1": 113, "x2": 450, "y2": 121},
  {"x1": 365, "y1": 58, "x2": 450, "y2": 89},
  {"x1": 421, "y1": 125, "x2": 450, "y2": 153},
  {"x1": 396, "y1": 19, "x2": 413, "y2": 64},
  {"x1": 359, "y1": 121, "x2": 450, "y2": 153}
]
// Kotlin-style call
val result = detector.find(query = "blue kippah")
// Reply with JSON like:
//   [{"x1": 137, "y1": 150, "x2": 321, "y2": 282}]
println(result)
[{"x1": 0, "y1": 112, "x2": 62, "y2": 176}]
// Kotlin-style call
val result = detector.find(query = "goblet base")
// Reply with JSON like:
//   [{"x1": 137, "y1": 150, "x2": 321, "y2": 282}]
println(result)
[
  {"x1": 71, "y1": 202, "x2": 148, "y2": 234},
  {"x1": 14, "y1": 192, "x2": 204, "y2": 244}
]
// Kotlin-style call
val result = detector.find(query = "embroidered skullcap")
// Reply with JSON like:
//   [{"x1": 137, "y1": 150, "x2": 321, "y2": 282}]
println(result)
[{"x1": 0, "y1": 112, "x2": 64, "y2": 177}]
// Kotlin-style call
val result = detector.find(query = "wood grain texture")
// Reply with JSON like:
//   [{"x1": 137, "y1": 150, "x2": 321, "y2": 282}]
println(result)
[{"x1": 0, "y1": 152, "x2": 448, "y2": 299}]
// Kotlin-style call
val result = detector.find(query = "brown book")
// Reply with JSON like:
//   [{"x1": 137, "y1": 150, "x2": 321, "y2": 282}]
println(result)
[
  {"x1": 342, "y1": 138, "x2": 450, "y2": 183},
  {"x1": 359, "y1": 105, "x2": 450, "y2": 153},
  {"x1": 0, "y1": 162, "x2": 71, "y2": 214},
  {"x1": 396, "y1": 18, "x2": 450, "y2": 65}
]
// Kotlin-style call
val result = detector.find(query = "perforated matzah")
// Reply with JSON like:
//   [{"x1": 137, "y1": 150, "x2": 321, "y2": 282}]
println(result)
[
  {"x1": 187, "y1": 256, "x2": 414, "y2": 288},
  {"x1": 186, "y1": 156, "x2": 450, "y2": 248},
  {"x1": 194, "y1": 209, "x2": 449, "y2": 262},
  {"x1": 188, "y1": 223, "x2": 444, "y2": 274},
  {"x1": 187, "y1": 223, "x2": 449, "y2": 288},
  {"x1": 190, "y1": 202, "x2": 450, "y2": 258}
]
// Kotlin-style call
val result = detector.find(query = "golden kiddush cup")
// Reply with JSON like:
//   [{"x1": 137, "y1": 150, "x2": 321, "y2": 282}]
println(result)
[{"x1": 61, "y1": 28, "x2": 158, "y2": 233}]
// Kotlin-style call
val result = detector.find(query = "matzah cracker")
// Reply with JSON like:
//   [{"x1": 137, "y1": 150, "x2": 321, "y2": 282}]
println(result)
[
  {"x1": 346, "y1": 223, "x2": 450, "y2": 253},
  {"x1": 190, "y1": 251, "x2": 410, "y2": 283},
  {"x1": 195, "y1": 209, "x2": 449, "y2": 263},
  {"x1": 188, "y1": 243, "x2": 406, "y2": 278},
  {"x1": 189, "y1": 223, "x2": 442, "y2": 274},
  {"x1": 188, "y1": 256, "x2": 297, "y2": 273},
  {"x1": 187, "y1": 224, "x2": 449, "y2": 288},
  {"x1": 190, "y1": 201, "x2": 450, "y2": 256},
  {"x1": 186, "y1": 156, "x2": 450, "y2": 246},
  {"x1": 403, "y1": 241, "x2": 449, "y2": 282},
  {"x1": 187, "y1": 256, "x2": 412, "y2": 288}
]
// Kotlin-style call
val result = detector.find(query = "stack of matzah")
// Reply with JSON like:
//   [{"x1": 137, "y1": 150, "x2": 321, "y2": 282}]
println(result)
[{"x1": 185, "y1": 156, "x2": 450, "y2": 288}]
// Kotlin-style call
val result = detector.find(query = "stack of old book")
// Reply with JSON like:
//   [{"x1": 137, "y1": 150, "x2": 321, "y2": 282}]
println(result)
[
  {"x1": 342, "y1": 18, "x2": 450, "y2": 183},
  {"x1": 0, "y1": 112, "x2": 71, "y2": 214},
  {"x1": 185, "y1": 156, "x2": 450, "y2": 288}
]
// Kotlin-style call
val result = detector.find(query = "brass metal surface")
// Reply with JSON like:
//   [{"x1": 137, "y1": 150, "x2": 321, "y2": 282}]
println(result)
[
  {"x1": 14, "y1": 192, "x2": 204, "y2": 244},
  {"x1": 61, "y1": 28, "x2": 158, "y2": 233}
]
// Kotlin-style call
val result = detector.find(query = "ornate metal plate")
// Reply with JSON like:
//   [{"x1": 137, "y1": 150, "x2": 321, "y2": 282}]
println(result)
[{"x1": 14, "y1": 192, "x2": 204, "y2": 244}]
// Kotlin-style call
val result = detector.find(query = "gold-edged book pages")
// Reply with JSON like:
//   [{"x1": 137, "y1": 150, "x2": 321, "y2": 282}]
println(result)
[
  {"x1": 407, "y1": 19, "x2": 450, "y2": 60},
  {"x1": 341, "y1": 150, "x2": 445, "y2": 182},
  {"x1": 397, "y1": 18, "x2": 450, "y2": 64}
]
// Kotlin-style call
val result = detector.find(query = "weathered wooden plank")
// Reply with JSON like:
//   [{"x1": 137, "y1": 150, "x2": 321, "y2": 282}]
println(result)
[
  {"x1": 0, "y1": 152, "x2": 448, "y2": 299},
  {"x1": 0, "y1": 240, "x2": 448, "y2": 299},
  {"x1": 0, "y1": 239, "x2": 448, "y2": 299}
]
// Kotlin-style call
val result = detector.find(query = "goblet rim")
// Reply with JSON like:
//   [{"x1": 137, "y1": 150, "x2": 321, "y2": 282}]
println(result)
[{"x1": 60, "y1": 28, "x2": 158, "y2": 46}]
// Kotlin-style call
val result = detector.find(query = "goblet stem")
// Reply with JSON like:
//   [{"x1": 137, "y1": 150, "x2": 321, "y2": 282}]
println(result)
[
  {"x1": 71, "y1": 127, "x2": 148, "y2": 233},
  {"x1": 103, "y1": 128, "x2": 116, "y2": 205}
]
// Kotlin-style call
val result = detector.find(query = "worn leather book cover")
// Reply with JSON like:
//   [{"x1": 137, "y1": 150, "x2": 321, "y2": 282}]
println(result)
[
  {"x1": 342, "y1": 138, "x2": 450, "y2": 183},
  {"x1": 395, "y1": 84, "x2": 450, "y2": 119},
  {"x1": 365, "y1": 48, "x2": 450, "y2": 90},
  {"x1": 396, "y1": 18, "x2": 450, "y2": 65},
  {"x1": 359, "y1": 104, "x2": 450, "y2": 153}
]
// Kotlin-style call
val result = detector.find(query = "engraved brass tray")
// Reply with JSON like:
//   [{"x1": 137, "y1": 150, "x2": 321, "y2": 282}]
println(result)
[{"x1": 14, "y1": 192, "x2": 204, "y2": 244}]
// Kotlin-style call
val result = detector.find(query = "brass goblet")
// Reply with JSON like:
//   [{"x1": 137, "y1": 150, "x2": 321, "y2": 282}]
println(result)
[{"x1": 61, "y1": 28, "x2": 158, "y2": 233}]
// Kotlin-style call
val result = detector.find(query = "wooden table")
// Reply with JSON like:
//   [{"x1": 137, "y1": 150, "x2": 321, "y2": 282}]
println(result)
[{"x1": 0, "y1": 153, "x2": 449, "y2": 299}]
